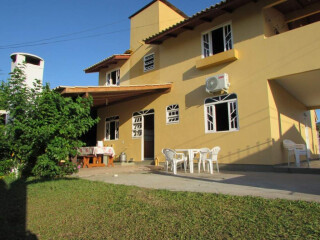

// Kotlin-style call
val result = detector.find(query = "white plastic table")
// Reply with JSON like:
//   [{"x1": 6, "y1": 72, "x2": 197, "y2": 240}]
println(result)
[{"x1": 175, "y1": 149, "x2": 199, "y2": 173}]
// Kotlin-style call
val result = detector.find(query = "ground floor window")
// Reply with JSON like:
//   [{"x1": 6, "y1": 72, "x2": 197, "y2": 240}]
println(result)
[
  {"x1": 204, "y1": 93, "x2": 239, "y2": 133},
  {"x1": 105, "y1": 116, "x2": 119, "y2": 140}
]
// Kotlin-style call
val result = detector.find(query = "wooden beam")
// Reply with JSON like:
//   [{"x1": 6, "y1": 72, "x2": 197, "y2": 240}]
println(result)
[
  {"x1": 294, "y1": 0, "x2": 303, "y2": 9},
  {"x1": 285, "y1": 2, "x2": 320, "y2": 23},
  {"x1": 182, "y1": 25, "x2": 194, "y2": 30},
  {"x1": 221, "y1": 7, "x2": 233, "y2": 13},
  {"x1": 200, "y1": 17, "x2": 212, "y2": 22},
  {"x1": 60, "y1": 84, "x2": 172, "y2": 94},
  {"x1": 152, "y1": 40, "x2": 163, "y2": 44},
  {"x1": 263, "y1": 0, "x2": 286, "y2": 9},
  {"x1": 166, "y1": 33, "x2": 178, "y2": 38},
  {"x1": 307, "y1": 105, "x2": 320, "y2": 110}
]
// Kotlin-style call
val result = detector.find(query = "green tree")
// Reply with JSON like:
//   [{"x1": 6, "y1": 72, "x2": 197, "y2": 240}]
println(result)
[{"x1": 0, "y1": 65, "x2": 98, "y2": 177}]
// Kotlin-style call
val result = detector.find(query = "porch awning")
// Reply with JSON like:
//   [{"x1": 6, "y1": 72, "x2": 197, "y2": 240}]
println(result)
[{"x1": 55, "y1": 83, "x2": 172, "y2": 107}]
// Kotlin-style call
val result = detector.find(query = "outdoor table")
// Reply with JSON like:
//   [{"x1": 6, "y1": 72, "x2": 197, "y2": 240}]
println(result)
[
  {"x1": 175, "y1": 149, "x2": 200, "y2": 173},
  {"x1": 78, "y1": 146, "x2": 115, "y2": 168}
]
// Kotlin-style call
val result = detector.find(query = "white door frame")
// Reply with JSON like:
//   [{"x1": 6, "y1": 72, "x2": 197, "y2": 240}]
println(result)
[
  {"x1": 133, "y1": 109, "x2": 154, "y2": 161},
  {"x1": 141, "y1": 112, "x2": 155, "y2": 161}
]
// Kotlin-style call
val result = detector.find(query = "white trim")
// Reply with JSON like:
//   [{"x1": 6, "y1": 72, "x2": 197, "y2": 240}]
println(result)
[
  {"x1": 166, "y1": 104, "x2": 179, "y2": 124},
  {"x1": 204, "y1": 93, "x2": 239, "y2": 133},
  {"x1": 143, "y1": 53, "x2": 155, "y2": 72},
  {"x1": 106, "y1": 69, "x2": 120, "y2": 86},
  {"x1": 201, "y1": 21, "x2": 233, "y2": 58},
  {"x1": 105, "y1": 116, "x2": 119, "y2": 140}
]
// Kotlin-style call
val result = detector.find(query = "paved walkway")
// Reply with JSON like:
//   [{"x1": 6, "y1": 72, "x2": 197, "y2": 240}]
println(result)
[{"x1": 74, "y1": 165, "x2": 320, "y2": 202}]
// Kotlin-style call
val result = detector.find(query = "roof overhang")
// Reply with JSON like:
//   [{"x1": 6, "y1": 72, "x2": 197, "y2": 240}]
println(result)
[
  {"x1": 56, "y1": 83, "x2": 172, "y2": 107},
  {"x1": 145, "y1": 0, "x2": 252, "y2": 44},
  {"x1": 84, "y1": 54, "x2": 131, "y2": 73},
  {"x1": 272, "y1": 69, "x2": 320, "y2": 110}
]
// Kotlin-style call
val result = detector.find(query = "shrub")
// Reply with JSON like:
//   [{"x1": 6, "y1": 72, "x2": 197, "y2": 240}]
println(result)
[
  {"x1": 0, "y1": 65, "x2": 98, "y2": 178},
  {"x1": 0, "y1": 160, "x2": 14, "y2": 177}
]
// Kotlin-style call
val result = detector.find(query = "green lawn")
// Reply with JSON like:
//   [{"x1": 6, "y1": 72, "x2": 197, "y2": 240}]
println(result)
[{"x1": 1, "y1": 177, "x2": 320, "y2": 239}]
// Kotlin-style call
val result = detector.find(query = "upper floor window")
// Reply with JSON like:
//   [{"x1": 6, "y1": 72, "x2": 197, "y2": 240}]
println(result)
[
  {"x1": 204, "y1": 93, "x2": 239, "y2": 133},
  {"x1": 106, "y1": 69, "x2": 120, "y2": 86},
  {"x1": 166, "y1": 104, "x2": 179, "y2": 124},
  {"x1": 202, "y1": 23, "x2": 233, "y2": 58},
  {"x1": 105, "y1": 116, "x2": 119, "y2": 140},
  {"x1": 144, "y1": 53, "x2": 154, "y2": 72}
]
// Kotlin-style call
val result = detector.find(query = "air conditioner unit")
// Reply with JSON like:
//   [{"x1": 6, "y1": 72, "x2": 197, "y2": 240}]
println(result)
[{"x1": 205, "y1": 73, "x2": 230, "y2": 93}]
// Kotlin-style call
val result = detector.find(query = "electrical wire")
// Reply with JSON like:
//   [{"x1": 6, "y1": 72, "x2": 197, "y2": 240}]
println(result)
[
  {"x1": 0, "y1": 19, "x2": 128, "y2": 49},
  {"x1": 0, "y1": 17, "x2": 183, "y2": 50}
]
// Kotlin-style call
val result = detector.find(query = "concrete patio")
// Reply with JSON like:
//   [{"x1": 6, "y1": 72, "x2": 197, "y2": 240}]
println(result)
[{"x1": 74, "y1": 164, "x2": 320, "y2": 203}]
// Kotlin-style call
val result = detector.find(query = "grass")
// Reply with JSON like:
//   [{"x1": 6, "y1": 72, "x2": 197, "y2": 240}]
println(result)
[{"x1": 1, "y1": 176, "x2": 320, "y2": 239}]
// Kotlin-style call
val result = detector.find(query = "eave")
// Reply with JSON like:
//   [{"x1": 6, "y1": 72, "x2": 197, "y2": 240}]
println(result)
[
  {"x1": 84, "y1": 54, "x2": 131, "y2": 73},
  {"x1": 145, "y1": 0, "x2": 254, "y2": 45},
  {"x1": 56, "y1": 83, "x2": 172, "y2": 107}
]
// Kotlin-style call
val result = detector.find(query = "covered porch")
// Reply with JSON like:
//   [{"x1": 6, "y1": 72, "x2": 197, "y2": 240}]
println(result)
[{"x1": 56, "y1": 83, "x2": 172, "y2": 165}]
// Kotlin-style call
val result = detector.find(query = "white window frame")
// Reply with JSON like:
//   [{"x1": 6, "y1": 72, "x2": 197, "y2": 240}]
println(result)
[
  {"x1": 204, "y1": 94, "x2": 239, "y2": 133},
  {"x1": 166, "y1": 104, "x2": 179, "y2": 124},
  {"x1": 106, "y1": 69, "x2": 120, "y2": 86},
  {"x1": 144, "y1": 53, "x2": 155, "y2": 72},
  {"x1": 201, "y1": 22, "x2": 233, "y2": 58},
  {"x1": 105, "y1": 116, "x2": 119, "y2": 140}
]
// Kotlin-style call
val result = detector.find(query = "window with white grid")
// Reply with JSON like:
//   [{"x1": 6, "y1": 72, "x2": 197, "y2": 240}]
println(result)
[
  {"x1": 204, "y1": 94, "x2": 239, "y2": 133},
  {"x1": 132, "y1": 109, "x2": 154, "y2": 138},
  {"x1": 202, "y1": 23, "x2": 233, "y2": 58},
  {"x1": 105, "y1": 116, "x2": 119, "y2": 140},
  {"x1": 166, "y1": 104, "x2": 179, "y2": 124},
  {"x1": 132, "y1": 115, "x2": 142, "y2": 138}
]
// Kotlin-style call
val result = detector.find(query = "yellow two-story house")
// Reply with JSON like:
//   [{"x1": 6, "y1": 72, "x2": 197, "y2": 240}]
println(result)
[{"x1": 58, "y1": 0, "x2": 320, "y2": 169}]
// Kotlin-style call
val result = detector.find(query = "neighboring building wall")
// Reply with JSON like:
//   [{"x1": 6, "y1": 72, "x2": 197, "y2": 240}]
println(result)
[
  {"x1": 11, "y1": 53, "x2": 44, "y2": 89},
  {"x1": 98, "y1": 0, "x2": 320, "y2": 164}
]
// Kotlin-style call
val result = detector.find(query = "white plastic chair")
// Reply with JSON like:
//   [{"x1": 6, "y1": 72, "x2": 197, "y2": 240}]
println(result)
[
  {"x1": 283, "y1": 139, "x2": 309, "y2": 167},
  {"x1": 200, "y1": 147, "x2": 220, "y2": 174},
  {"x1": 162, "y1": 148, "x2": 187, "y2": 175},
  {"x1": 197, "y1": 148, "x2": 210, "y2": 173}
]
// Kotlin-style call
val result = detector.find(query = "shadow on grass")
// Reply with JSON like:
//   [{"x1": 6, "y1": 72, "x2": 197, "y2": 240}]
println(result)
[{"x1": 0, "y1": 177, "x2": 78, "y2": 240}]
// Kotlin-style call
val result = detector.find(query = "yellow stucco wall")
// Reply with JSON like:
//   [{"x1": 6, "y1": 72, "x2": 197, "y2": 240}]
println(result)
[{"x1": 97, "y1": 0, "x2": 320, "y2": 165}]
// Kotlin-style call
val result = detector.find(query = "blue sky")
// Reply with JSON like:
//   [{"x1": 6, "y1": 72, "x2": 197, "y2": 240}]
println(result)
[
  {"x1": 0, "y1": 0, "x2": 216, "y2": 87},
  {"x1": 1, "y1": 0, "x2": 319, "y2": 120}
]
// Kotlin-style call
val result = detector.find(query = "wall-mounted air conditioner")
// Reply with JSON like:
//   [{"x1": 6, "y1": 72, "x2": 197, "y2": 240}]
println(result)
[{"x1": 205, "y1": 73, "x2": 230, "y2": 93}]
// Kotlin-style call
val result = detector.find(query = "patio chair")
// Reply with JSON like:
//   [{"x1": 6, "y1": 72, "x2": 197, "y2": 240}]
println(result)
[
  {"x1": 200, "y1": 147, "x2": 220, "y2": 174},
  {"x1": 191, "y1": 151, "x2": 203, "y2": 173},
  {"x1": 283, "y1": 139, "x2": 309, "y2": 167},
  {"x1": 196, "y1": 148, "x2": 210, "y2": 173},
  {"x1": 162, "y1": 148, "x2": 187, "y2": 175}
]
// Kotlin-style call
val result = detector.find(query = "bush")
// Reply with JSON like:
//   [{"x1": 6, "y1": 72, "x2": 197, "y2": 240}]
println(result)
[
  {"x1": 0, "y1": 160, "x2": 14, "y2": 177},
  {"x1": 0, "y1": 65, "x2": 98, "y2": 178}
]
